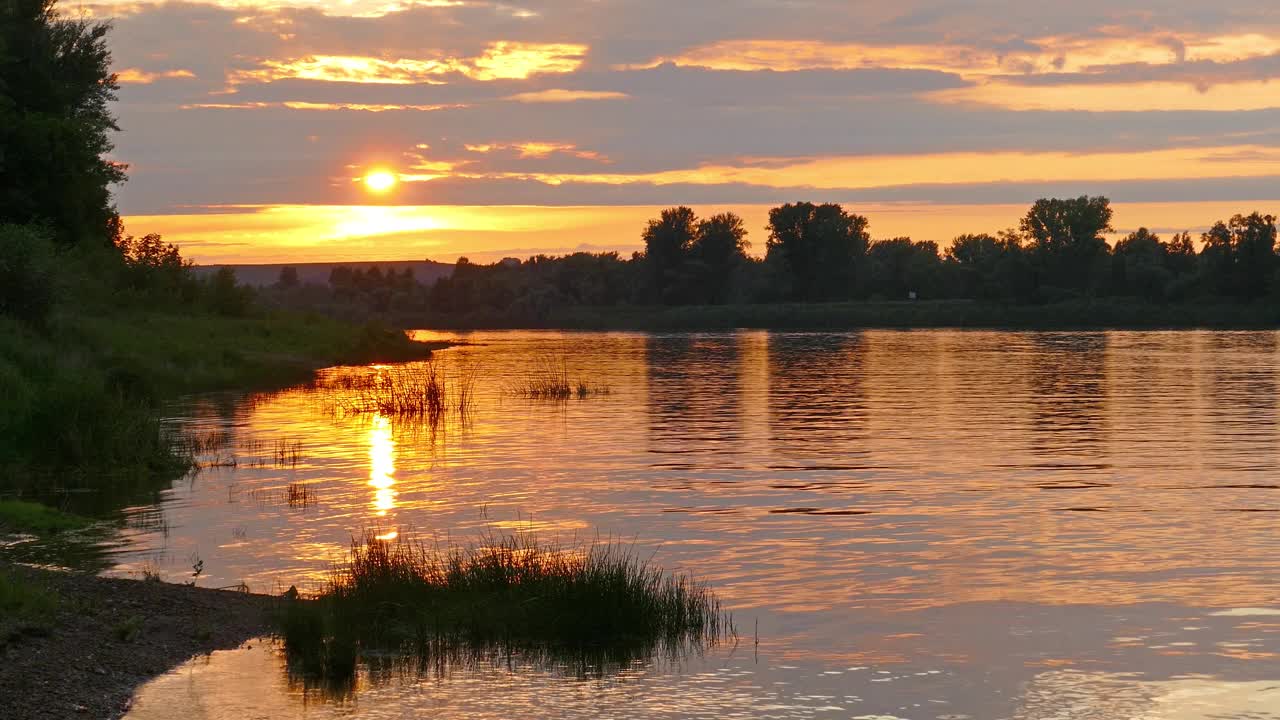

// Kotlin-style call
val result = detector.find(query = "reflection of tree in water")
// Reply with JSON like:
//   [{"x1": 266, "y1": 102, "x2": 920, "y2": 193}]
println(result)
[
  {"x1": 1026, "y1": 333, "x2": 1109, "y2": 473},
  {"x1": 1205, "y1": 332, "x2": 1279, "y2": 474},
  {"x1": 765, "y1": 333, "x2": 868, "y2": 466},
  {"x1": 644, "y1": 334, "x2": 748, "y2": 462}
]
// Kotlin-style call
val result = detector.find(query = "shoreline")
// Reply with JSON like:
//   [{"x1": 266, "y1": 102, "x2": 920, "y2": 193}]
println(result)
[
  {"x1": 405, "y1": 299, "x2": 1280, "y2": 332},
  {"x1": 0, "y1": 561, "x2": 277, "y2": 719},
  {"x1": 0, "y1": 334, "x2": 454, "y2": 718}
]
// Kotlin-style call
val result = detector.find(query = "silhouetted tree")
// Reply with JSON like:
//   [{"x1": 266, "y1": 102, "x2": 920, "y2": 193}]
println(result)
[
  {"x1": 642, "y1": 206, "x2": 697, "y2": 304},
  {"x1": 1020, "y1": 196, "x2": 1113, "y2": 292},
  {"x1": 865, "y1": 237, "x2": 942, "y2": 299},
  {"x1": 277, "y1": 266, "x2": 299, "y2": 288},
  {"x1": 690, "y1": 212, "x2": 749, "y2": 304},
  {"x1": 1233, "y1": 213, "x2": 1277, "y2": 299},
  {"x1": 1199, "y1": 221, "x2": 1235, "y2": 297},
  {"x1": 0, "y1": 0, "x2": 126, "y2": 244},
  {"x1": 1198, "y1": 213, "x2": 1277, "y2": 299},
  {"x1": 1112, "y1": 228, "x2": 1170, "y2": 300},
  {"x1": 766, "y1": 202, "x2": 869, "y2": 301}
]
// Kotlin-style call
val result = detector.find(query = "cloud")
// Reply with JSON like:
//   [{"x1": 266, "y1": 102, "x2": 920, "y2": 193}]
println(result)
[
  {"x1": 504, "y1": 88, "x2": 629, "y2": 102},
  {"x1": 228, "y1": 43, "x2": 589, "y2": 85},
  {"x1": 117, "y1": 67, "x2": 197, "y2": 84}
]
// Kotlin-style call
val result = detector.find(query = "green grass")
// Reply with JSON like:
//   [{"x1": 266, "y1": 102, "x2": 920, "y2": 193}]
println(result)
[
  {"x1": 0, "y1": 500, "x2": 94, "y2": 534},
  {"x1": 277, "y1": 531, "x2": 731, "y2": 683},
  {"x1": 0, "y1": 572, "x2": 61, "y2": 645}
]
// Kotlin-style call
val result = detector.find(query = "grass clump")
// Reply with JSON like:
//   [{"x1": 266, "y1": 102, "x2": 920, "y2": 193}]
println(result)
[
  {"x1": 0, "y1": 500, "x2": 93, "y2": 534},
  {"x1": 322, "y1": 360, "x2": 475, "y2": 420},
  {"x1": 0, "y1": 572, "x2": 60, "y2": 645},
  {"x1": 277, "y1": 531, "x2": 730, "y2": 683},
  {"x1": 509, "y1": 355, "x2": 611, "y2": 400}
]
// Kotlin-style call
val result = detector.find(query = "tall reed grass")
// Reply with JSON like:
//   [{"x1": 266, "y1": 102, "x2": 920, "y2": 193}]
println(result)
[
  {"x1": 508, "y1": 355, "x2": 610, "y2": 400},
  {"x1": 277, "y1": 530, "x2": 731, "y2": 683},
  {"x1": 321, "y1": 360, "x2": 476, "y2": 421}
]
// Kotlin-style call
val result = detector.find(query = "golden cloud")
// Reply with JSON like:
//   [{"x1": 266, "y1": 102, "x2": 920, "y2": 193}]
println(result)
[
  {"x1": 633, "y1": 33, "x2": 1280, "y2": 78},
  {"x1": 928, "y1": 79, "x2": 1280, "y2": 112},
  {"x1": 504, "y1": 89, "x2": 629, "y2": 103},
  {"x1": 116, "y1": 67, "x2": 196, "y2": 84},
  {"x1": 229, "y1": 42, "x2": 588, "y2": 85},
  {"x1": 457, "y1": 144, "x2": 1280, "y2": 189},
  {"x1": 460, "y1": 142, "x2": 606, "y2": 161},
  {"x1": 180, "y1": 101, "x2": 464, "y2": 111}
]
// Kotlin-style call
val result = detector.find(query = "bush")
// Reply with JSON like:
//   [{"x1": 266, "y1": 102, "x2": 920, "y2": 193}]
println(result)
[{"x1": 0, "y1": 225, "x2": 57, "y2": 325}]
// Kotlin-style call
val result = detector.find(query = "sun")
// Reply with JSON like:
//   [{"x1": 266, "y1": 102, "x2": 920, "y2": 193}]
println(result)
[{"x1": 363, "y1": 170, "x2": 398, "y2": 193}]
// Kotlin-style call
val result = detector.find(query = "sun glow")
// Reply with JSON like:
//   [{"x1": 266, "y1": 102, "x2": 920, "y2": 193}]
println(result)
[
  {"x1": 369, "y1": 413, "x2": 396, "y2": 517},
  {"x1": 363, "y1": 170, "x2": 398, "y2": 193}
]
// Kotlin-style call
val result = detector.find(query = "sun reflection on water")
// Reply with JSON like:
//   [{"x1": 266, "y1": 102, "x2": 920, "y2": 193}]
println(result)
[{"x1": 369, "y1": 414, "x2": 397, "y2": 518}]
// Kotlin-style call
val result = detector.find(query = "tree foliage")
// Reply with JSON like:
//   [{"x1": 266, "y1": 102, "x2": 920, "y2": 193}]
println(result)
[
  {"x1": 0, "y1": 0, "x2": 126, "y2": 244},
  {"x1": 766, "y1": 202, "x2": 869, "y2": 301}
]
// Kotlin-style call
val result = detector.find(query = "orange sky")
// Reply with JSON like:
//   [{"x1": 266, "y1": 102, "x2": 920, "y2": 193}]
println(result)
[
  {"x1": 126, "y1": 200, "x2": 1280, "y2": 265},
  {"x1": 90, "y1": 0, "x2": 1280, "y2": 263}
]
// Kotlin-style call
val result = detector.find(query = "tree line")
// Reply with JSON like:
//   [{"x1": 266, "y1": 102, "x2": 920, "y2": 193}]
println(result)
[{"x1": 422, "y1": 198, "x2": 1279, "y2": 316}]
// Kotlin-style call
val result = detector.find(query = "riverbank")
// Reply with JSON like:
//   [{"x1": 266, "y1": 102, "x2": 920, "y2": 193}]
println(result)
[
  {"x1": 0, "y1": 561, "x2": 275, "y2": 719},
  {"x1": 414, "y1": 298, "x2": 1280, "y2": 331}
]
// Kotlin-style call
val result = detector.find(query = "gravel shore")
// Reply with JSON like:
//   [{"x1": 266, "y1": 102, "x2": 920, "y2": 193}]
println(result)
[{"x1": 0, "y1": 562, "x2": 276, "y2": 719}]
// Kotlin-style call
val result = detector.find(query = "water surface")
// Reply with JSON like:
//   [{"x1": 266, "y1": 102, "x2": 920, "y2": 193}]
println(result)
[{"x1": 113, "y1": 330, "x2": 1280, "y2": 718}]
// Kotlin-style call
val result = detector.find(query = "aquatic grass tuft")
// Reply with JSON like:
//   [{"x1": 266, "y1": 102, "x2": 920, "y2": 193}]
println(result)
[
  {"x1": 277, "y1": 530, "x2": 731, "y2": 684},
  {"x1": 508, "y1": 355, "x2": 611, "y2": 400},
  {"x1": 274, "y1": 438, "x2": 303, "y2": 467},
  {"x1": 320, "y1": 360, "x2": 475, "y2": 422}
]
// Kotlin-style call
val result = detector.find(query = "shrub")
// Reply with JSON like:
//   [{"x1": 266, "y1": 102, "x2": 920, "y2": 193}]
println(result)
[{"x1": 0, "y1": 225, "x2": 57, "y2": 325}]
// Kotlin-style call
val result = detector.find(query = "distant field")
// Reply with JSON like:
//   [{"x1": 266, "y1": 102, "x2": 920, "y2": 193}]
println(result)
[{"x1": 195, "y1": 260, "x2": 455, "y2": 287}]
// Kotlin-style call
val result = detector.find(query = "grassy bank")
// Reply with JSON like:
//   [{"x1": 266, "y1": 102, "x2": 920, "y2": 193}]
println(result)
[
  {"x1": 415, "y1": 298, "x2": 1280, "y2": 331},
  {"x1": 279, "y1": 531, "x2": 731, "y2": 683}
]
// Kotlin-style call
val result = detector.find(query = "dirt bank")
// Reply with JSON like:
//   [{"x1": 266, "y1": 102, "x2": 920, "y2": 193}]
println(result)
[{"x1": 0, "y1": 562, "x2": 276, "y2": 719}]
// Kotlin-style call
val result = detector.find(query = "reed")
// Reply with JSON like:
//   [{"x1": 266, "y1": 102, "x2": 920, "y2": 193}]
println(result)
[
  {"x1": 274, "y1": 438, "x2": 302, "y2": 467},
  {"x1": 322, "y1": 360, "x2": 474, "y2": 420},
  {"x1": 277, "y1": 530, "x2": 731, "y2": 683},
  {"x1": 509, "y1": 355, "x2": 611, "y2": 400}
]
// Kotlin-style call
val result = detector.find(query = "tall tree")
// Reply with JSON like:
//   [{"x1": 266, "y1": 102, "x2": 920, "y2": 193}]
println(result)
[
  {"x1": 1112, "y1": 227, "x2": 1169, "y2": 300},
  {"x1": 765, "y1": 202, "x2": 869, "y2": 301},
  {"x1": 0, "y1": 0, "x2": 126, "y2": 245},
  {"x1": 1232, "y1": 212, "x2": 1277, "y2": 299},
  {"x1": 690, "y1": 212, "x2": 749, "y2": 304},
  {"x1": 1020, "y1": 196, "x2": 1113, "y2": 291},
  {"x1": 641, "y1": 206, "x2": 697, "y2": 303}
]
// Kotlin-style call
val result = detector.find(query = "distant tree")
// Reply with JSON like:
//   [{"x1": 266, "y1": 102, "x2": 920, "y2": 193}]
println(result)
[
  {"x1": 1232, "y1": 212, "x2": 1277, "y2": 299},
  {"x1": 0, "y1": 0, "x2": 127, "y2": 244},
  {"x1": 277, "y1": 266, "x2": 299, "y2": 288},
  {"x1": 1199, "y1": 213, "x2": 1278, "y2": 299},
  {"x1": 765, "y1": 202, "x2": 869, "y2": 301},
  {"x1": 1112, "y1": 228, "x2": 1170, "y2": 300},
  {"x1": 206, "y1": 266, "x2": 251, "y2": 316},
  {"x1": 1199, "y1": 221, "x2": 1235, "y2": 297},
  {"x1": 690, "y1": 212, "x2": 749, "y2": 304},
  {"x1": 1164, "y1": 232, "x2": 1196, "y2": 274},
  {"x1": 116, "y1": 232, "x2": 191, "y2": 297},
  {"x1": 1020, "y1": 196, "x2": 1113, "y2": 291},
  {"x1": 865, "y1": 237, "x2": 941, "y2": 299},
  {"x1": 642, "y1": 206, "x2": 697, "y2": 303}
]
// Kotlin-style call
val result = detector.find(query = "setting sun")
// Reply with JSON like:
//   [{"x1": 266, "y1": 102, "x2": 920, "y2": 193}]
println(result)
[{"x1": 363, "y1": 170, "x2": 398, "y2": 193}]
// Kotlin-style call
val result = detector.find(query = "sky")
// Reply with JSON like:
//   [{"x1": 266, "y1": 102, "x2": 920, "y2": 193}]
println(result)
[{"x1": 88, "y1": 0, "x2": 1280, "y2": 263}]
